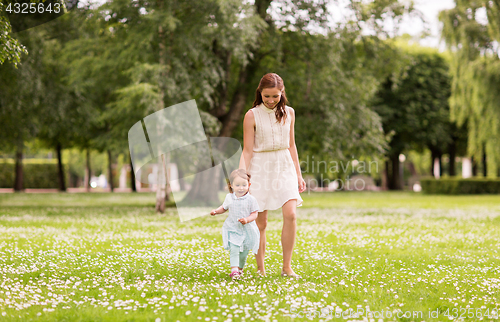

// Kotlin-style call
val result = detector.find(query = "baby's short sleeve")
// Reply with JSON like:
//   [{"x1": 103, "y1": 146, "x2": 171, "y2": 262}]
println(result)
[
  {"x1": 249, "y1": 195, "x2": 259, "y2": 213},
  {"x1": 222, "y1": 193, "x2": 232, "y2": 210}
]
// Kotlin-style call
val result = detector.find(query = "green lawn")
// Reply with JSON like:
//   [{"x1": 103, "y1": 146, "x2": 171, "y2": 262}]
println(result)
[
  {"x1": 1, "y1": 191, "x2": 499, "y2": 209},
  {"x1": 0, "y1": 192, "x2": 499, "y2": 321}
]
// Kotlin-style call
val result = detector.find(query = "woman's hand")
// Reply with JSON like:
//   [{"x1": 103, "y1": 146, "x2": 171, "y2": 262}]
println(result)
[{"x1": 298, "y1": 176, "x2": 306, "y2": 193}]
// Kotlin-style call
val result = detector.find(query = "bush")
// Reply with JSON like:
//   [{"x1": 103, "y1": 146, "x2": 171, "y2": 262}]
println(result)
[
  {"x1": 420, "y1": 177, "x2": 500, "y2": 194},
  {"x1": 0, "y1": 162, "x2": 14, "y2": 188},
  {"x1": 0, "y1": 162, "x2": 65, "y2": 189}
]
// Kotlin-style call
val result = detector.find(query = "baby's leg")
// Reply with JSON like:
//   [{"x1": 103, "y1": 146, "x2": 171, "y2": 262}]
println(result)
[
  {"x1": 229, "y1": 243, "x2": 240, "y2": 273},
  {"x1": 238, "y1": 249, "x2": 250, "y2": 270}
]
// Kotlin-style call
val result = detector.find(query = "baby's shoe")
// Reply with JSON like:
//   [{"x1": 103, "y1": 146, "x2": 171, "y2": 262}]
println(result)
[{"x1": 229, "y1": 271, "x2": 241, "y2": 280}]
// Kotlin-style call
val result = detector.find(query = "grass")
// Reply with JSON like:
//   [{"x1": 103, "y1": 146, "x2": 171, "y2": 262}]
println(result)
[
  {"x1": 0, "y1": 191, "x2": 500, "y2": 321},
  {"x1": 2, "y1": 191, "x2": 500, "y2": 209}
]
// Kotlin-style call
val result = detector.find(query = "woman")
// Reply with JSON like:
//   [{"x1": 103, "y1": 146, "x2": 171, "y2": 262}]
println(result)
[{"x1": 239, "y1": 73, "x2": 306, "y2": 277}]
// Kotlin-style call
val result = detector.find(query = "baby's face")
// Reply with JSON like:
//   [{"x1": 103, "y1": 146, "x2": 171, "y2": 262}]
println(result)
[{"x1": 231, "y1": 176, "x2": 249, "y2": 198}]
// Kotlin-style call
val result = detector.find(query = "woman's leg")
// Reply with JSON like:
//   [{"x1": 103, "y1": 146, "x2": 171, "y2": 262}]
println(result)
[
  {"x1": 255, "y1": 210, "x2": 268, "y2": 275},
  {"x1": 281, "y1": 199, "x2": 297, "y2": 274}
]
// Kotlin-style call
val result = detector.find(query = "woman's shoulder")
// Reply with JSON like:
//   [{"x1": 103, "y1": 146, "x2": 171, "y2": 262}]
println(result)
[
  {"x1": 245, "y1": 107, "x2": 257, "y2": 117},
  {"x1": 285, "y1": 105, "x2": 295, "y2": 121}
]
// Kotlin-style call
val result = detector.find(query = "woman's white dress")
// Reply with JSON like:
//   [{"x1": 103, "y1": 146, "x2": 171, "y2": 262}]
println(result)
[{"x1": 248, "y1": 103, "x2": 303, "y2": 212}]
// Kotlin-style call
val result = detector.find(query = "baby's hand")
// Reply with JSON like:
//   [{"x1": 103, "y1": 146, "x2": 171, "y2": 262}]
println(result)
[
  {"x1": 238, "y1": 218, "x2": 247, "y2": 225},
  {"x1": 210, "y1": 209, "x2": 217, "y2": 216}
]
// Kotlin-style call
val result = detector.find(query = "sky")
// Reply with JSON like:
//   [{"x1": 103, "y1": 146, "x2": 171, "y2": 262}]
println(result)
[
  {"x1": 398, "y1": 0, "x2": 456, "y2": 49},
  {"x1": 321, "y1": 0, "x2": 457, "y2": 49}
]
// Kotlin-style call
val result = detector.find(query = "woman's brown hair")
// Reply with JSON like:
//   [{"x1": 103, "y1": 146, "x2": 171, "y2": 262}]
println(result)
[
  {"x1": 252, "y1": 73, "x2": 289, "y2": 124},
  {"x1": 227, "y1": 169, "x2": 251, "y2": 193}
]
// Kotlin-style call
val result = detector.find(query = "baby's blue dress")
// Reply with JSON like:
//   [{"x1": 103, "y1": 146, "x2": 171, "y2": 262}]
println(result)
[{"x1": 221, "y1": 192, "x2": 260, "y2": 255}]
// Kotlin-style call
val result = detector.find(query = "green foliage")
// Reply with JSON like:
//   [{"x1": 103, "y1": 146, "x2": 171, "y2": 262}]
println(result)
[
  {"x1": 0, "y1": 162, "x2": 13, "y2": 187},
  {"x1": 33, "y1": 13, "x2": 87, "y2": 154},
  {"x1": 439, "y1": 0, "x2": 500, "y2": 170},
  {"x1": 0, "y1": 2, "x2": 28, "y2": 66},
  {"x1": 407, "y1": 149, "x2": 431, "y2": 176},
  {"x1": 0, "y1": 0, "x2": 435, "y2": 192},
  {"x1": 372, "y1": 43, "x2": 453, "y2": 155},
  {"x1": 277, "y1": 32, "x2": 389, "y2": 161},
  {"x1": 421, "y1": 177, "x2": 500, "y2": 194},
  {"x1": 0, "y1": 162, "x2": 63, "y2": 189},
  {"x1": 253, "y1": 1, "x2": 418, "y2": 168},
  {"x1": 0, "y1": 28, "x2": 46, "y2": 152}
]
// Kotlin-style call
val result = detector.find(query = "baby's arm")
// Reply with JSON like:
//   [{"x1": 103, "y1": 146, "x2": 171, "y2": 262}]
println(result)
[
  {"x1": 238, "y1": 211, "x2": 258, "y2": 224},
  {"x1": 210, "y1": 205, "x2": 227, "y2": 216}
]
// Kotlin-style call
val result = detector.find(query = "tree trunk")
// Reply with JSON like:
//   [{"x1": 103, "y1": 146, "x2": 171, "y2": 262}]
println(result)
[
  {"x1": 471, "y1": 156, "x2": 478, "y2": 176},
  {"x1": 408, "y1": 161, "x2": 417, "y2": 176},
  {"x1": 155, "y1": 153, "x2": 172, "y2": 213},
  {"x1": 482, "y1": 148, "x2": 487, "y2": 177},
  {"x1": 107, "y1": 150, "x2": 114, "y2": 192},
  {"x1": 85, "y1": 149, "x2": 91, "y2": 192},
  {"x1": 389, "y1": 153, "x2": 401, "y2": 190},
  {"x1": 56, "y1": 142, "x2": 66, "y2": 191},
  {"x1": 129, "y1": 152, "x2": 136, "y2": 192},
  {"x1": 448, "y1": 140, "x2": 456, "y2": 176},
  {"x1": 219, "y1": 59, "x2": 259, "y2": 138},
  {"x1": 14, "y1": 141, "x2": 23, "y2": 192},
  {"x1": 438, "y1": 154, "x2": 443, "y2": 177},
  {"x1": 381, "y1": 160, "x2": 389, "y2": 190},
  {"x1": 154, "y1": 0, "x2": 172, "y2": 213},
  {"x1": 211, "y1": 45, "x2": 232, "y2": 118},
  {"x1": 164, "y1": 154, "x2": 172, "y2": 204},
  {"x1": 181, "y1": 54, "x2": 259, "y2": 206},
  {"x1": 180, "y1": 0, "x2": 271, "y2": 205},
  {"x1": 173, "y1": 153, "x2": 186, "y2": 191}
]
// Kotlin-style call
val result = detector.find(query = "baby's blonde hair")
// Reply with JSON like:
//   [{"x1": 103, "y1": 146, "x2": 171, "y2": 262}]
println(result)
[{"x1": 227, "y1": 169, "x2": 251, "y2": 193}]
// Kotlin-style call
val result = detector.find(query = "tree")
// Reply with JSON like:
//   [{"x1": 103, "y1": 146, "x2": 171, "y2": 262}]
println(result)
[
  {"x1": 189, "y1": 0, "x2": 415, "y2": 194},
  {"x1": 79, "y1": 0, "x2": 268, "y2": 211},
  {"x1": 1, "y1": 2, "x2": 91, "y2": 192},
  {"x1": 264, "y1": 1, "x2": 417, "y2": 185},
  {"x1": 440, "y1": 0, "x2": 500, "y2": 177},
  {"x1": 0, "y1": 2, "x2": 28, "y2": 66},
  {"x1": 60, "y1": 0, "x2": 419, "y2": 208},
  {"x1": 0, "y1": 28, "x2": 46, "y2": 191},
  {"x1": 372, "y1": 43, "x2": 455, "y2": 189},
  {"x1": 35, "y1": 12, "x2": 89, "y2": 192},
  {"x1": 61, "y1": 2, "x2": 142, "y2": 193}
]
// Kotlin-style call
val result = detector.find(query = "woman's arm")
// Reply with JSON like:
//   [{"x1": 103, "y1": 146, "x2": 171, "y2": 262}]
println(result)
[
  {"x1": 238, "y1": 211, "x2": 258, "y2": 224},
  {"x1": 288, "y1": 108, "x2": 306, "y2": 193},
  {"x1": 238, "y1": 110, "x2": 255, "y2": 172}
]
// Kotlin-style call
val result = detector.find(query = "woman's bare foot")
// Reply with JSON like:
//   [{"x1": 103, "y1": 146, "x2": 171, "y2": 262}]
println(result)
[
  {"x1": 257, "y1": 270, "x2": 266, "y2": 277},
  {"x1": 281, "y1": 268, "x2": 299, "y2": 278}
]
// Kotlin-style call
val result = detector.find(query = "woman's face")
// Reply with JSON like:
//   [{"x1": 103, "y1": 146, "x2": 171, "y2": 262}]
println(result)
[
  {"x1": 261, "y1": 87, "x2": 282, "y2": 109},
  {"x1": 231, "y1": 176, "x2": 250, "y2": 198}
]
